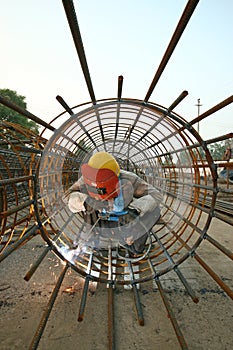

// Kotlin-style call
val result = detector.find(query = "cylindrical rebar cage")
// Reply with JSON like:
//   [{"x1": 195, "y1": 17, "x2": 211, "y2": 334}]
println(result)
[
  {"x1": 38, "y1": 99, "x2": 217, "y2": 284},
  {"x1": 0, "y1": 121, "x2": 45, "y2": 252}
]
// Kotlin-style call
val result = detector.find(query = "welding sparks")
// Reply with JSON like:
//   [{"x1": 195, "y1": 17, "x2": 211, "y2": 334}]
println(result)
[
  {"x1": 56, "y1": 240, "x2": 93, "y2": 265},
  {"x1": 63, "y1": 286, "x2": 73, "y2": 293}
]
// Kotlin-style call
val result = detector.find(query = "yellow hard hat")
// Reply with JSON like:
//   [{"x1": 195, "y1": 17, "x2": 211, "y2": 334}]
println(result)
[{"x1": 88, "y1": 151, "x2": 120, "y2": 176}]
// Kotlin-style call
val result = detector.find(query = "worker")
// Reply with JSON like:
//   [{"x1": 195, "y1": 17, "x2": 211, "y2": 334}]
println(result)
[
  {"x1": 219, "y1": 147, "x2": 233, "y2": 182},
  {"x1": 63, "y1": 151, "x2": 162, "y2": 255},
  {"x1": 223, "y1": 147, "x2": 232, "y2": 162}
]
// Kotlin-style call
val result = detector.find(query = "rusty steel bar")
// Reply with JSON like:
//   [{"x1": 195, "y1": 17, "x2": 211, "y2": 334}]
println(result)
[
  {"x1": 117, "y1": 104, "x2": 145, "y2": 154},
  {"x1": 0, "y1": 175, "x2": 33, "y2": 186},
  {"x1": 216, "y1": 161, "x2": 233, "y2": 168},
  {"x1": 133, "y1": 90, "x2": 188, "y2": 149},
  {"x1": 213, "y1": 211, "x2": 233, "y2": 226},
  {"x1": 145, "y1": 96, "x2": 233, "y2": 152},
  {"x1": 113, "y1": 103, "x2": 121, "y2": 152},
  {"x1": 132, "y1": 283, "x2": 144, "y2": 326},
  {"x1": 24, "y1": 246, "x2": 51, "y2": 281},
  {"x1": 0, "y1": 200, "x2": 34, "y2": 218},
  {"x1": 78, "y1": 253, "x2": 93, "y2": 321},
  {"x1": 1, "y1": 215, "x2": 32, "y2": 242},
  {"x1": 62, "y1": 0, "x2": 96, "y2": 104},
  {"x1": 204, "y1": 132, "x2": 233, "y2": 145},
  {"x1": 0, "y1": 138, "x2": 32, "y2": 145},
  {"x1": 0, "y1": 224, "x2": 39, "y2": 263},
  {"x1": 14, "y1": 145, "x2": 42, "y2": 154},
  {"x1": 78, "y1": 277, "x2": 90, "y2": 322},
  {"x1": 56, "y1": 95, "x2": 74, "y2": 116},
  {"x1": 144, "y1": 0, "x2": 199, "y2": 102},
  {"x1": 153, "y1": 232, "x2": 199, "y2": 303},
  {"x1": 204, "y1": 234, "x2": 233, "y2": 260},
  {"x1": 108, "y1": 286, "x2": 115, "y2": 350},
  {"x1": 29, "y1": 263, "x2": 69, "y2": 350},
  {"x1": 117, "y1": 75, "x2": 124, "y2": 100},
  {"x1": 148, "y1": 259, "x2": 189, "y2": 350},
  {"x1": 94, "y1": 108, "x2": 106, "y2": 150},
  {"x1": 56, "y1": 94, "x2": 102, "y2": 149},
  {"x1": 190, "y1": 95, "x2": 233, "y2": 126},
  {"x1": 169, "y1": 227, "x2": 233, "y2": 300},
  {"x1": 156, "y1": 277, "x2": 189, "y2": 349},
  {"x1": 127, "y1": 259, "x2": 144, "y2": 326},
  {"x1": 194, "y1": 254, "x2": 233, "y2": 300},
  {"x1": 0, "y1": 95, "x2": 55, "y2": 131},
  {"x1": 107, "y1": 246, "x2": 115, "y2": 350},
  {"x1": 56, "y1": 95, "x2": 96, "y2": 153},
  {"x1": 168, "y1": 90, "x2": 189, "y2": 111}
]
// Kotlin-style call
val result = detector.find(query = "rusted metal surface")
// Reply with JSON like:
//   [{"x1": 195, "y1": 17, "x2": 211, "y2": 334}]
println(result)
[
  {"x1": 0, "y1": 122, "x2": 47, "y2": 252},
  {"x1": 62, "y1": 0, "x2": 96, "y2": 104},
  {"x1": 29, "y1": 263, "x2": 69, "y2": 350},
  {"x1": 144, "y1": 0, "x2": 200, "y2": 102}
]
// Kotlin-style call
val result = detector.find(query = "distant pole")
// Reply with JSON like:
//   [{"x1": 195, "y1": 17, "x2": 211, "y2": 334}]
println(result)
[{"x1": 195, "y1": 98, "x2": 202, "y2": 134}]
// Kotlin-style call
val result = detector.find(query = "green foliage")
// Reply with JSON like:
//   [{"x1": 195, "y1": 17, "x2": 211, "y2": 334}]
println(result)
[
  {"x1": 0, "y1": 88, "x2": 39, "y2": 134},
  {"x1": 208, "y1": 141, "x2": 229, "y2": 161},
  {"x1": 178, "y1": 141, "x2": 231, "y2": 164}
]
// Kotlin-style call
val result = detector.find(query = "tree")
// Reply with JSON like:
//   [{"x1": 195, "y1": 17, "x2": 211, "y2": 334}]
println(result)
[
  {"x1": 208, "y1": 141, "x2": 230, "y2": 161},
  {"x1": 0, "y1": 88, "x2": 39, "y2": 134}
]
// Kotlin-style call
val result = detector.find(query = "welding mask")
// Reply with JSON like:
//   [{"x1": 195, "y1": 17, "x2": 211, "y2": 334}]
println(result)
[{"x1": 81, "y1": 152, "x2": 120, "y2": 201}]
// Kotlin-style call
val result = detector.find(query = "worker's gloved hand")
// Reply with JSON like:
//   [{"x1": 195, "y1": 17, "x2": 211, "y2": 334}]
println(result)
[
  {"x1": 128, "y1": 194, "x2": 159, "y2": 217},
  {"x1": 85, "y1": 196, "x2": 108, "y2": 211},
  {"x1": 68, "y1": 192, "x2": 87, "y2": 213}
]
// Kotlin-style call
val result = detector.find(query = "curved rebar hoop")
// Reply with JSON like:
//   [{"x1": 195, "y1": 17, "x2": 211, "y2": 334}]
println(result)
[{"x1": 37, "y1": 98, "x2": 217, "y2": 284}]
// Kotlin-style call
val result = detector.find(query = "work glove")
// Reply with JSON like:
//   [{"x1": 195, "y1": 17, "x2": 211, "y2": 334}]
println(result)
[
  {"x1": 68, "y1": 192, "x2": 88, "y2": 213},
  {"x1": 128, "y1": 194, "x2": 159, "y2": 217}
]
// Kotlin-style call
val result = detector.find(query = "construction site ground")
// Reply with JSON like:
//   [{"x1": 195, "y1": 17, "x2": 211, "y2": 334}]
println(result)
[{"x1": 0, "y1": 217, "x2": 232, "y2": 350}]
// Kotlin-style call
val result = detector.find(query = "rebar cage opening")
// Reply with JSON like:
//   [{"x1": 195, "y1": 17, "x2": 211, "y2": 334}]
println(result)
[{"x1": 37, "y1": 99, "x2": 217, "y2": 284}]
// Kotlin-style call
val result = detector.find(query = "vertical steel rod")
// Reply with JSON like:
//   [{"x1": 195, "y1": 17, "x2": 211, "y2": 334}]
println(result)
[
  {"x1": 78, "y1": 253, "x2": 93, "y2": 321},
  {"x1": 155, "y1": 277, "x2": 189, "y2": 350},
  {"x1": 153, "y1": 232, "x2": 199, "y2": 303},
  {"x1": 130, "y1": 90, "x2": 189, "y2": 155},
  {"x1": 78, "y1": 276, "x2": 91, "y2": 322},
  {"x1": 29, "y1": 263, "x2": 69, "y2": 350},
  {"x1": 169, "y1": 228, "x2": 233, "y2": 300},
  {"x1": 56, "y1": 95, "x2": 74, "y2": 115},
  {"x1": 108, "y1": 286, "x2": 115, "y2": 350},
  {"x1": 55, "y1": 94, "x2": 98, "y2": 150},
  {"x1": 205, "y1": 234, "x2": 233, "y2": 260},
  {"x1": 148, "y1": 259, "x2": 189, "y2": 350},
  {"x1": 132, "y1": 283, "x2": 144, "y2": 326},
  {"x1": 127, "y1": 260, "x2": 144, "y2": 326},
  {"x1": 113, "y1": 102, "x2": 120, "y2": 152},
  {"x1": 194, "y1": 254, "x2": 233, "y2": 300},
  {"x1": 168, "y1": 90, "x2": 188, "y2": 111},
  {"x1": 117, "y1": 75, "x2": 123, "y2": 100},
  {"x1": 62, "y1": 0, "x2": 96, "y2": 104},
  {"x1": 144, "y1": 0, "x2": 199, "y2": 102},
  {"x1": 107, "y1": 246, "x2": 115, "y2": 350},
  {"x1": 24, "y1": 246, "x2": 50, "y2": 281}
]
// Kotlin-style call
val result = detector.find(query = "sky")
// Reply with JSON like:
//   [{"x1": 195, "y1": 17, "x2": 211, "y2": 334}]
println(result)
[{"x1": 0, "y1": 0, "x2": 232, "y2": 141}]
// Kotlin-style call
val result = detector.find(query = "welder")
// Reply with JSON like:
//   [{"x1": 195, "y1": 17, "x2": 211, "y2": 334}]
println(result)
[{"x1": 63, "y1": 151, "x2": 161, "y2": 255}]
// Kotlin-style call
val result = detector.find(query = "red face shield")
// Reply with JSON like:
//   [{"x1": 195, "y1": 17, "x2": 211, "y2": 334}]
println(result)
[{"x1": 81, "y1": 164, "x2": 120, "y2": 200}]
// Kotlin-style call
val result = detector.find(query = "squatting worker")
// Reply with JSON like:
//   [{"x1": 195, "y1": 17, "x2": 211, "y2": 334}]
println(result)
[{"x1": 63, "y1": 151, "x2": 162, "y2": 255}]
